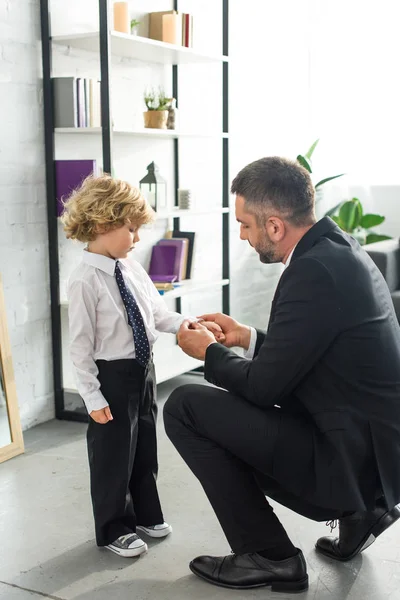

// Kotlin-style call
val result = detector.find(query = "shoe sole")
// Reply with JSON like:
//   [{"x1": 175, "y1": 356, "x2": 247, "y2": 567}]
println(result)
[
  {"x1": 189, "y1": 562, "x2": 309, "y2": 593},
  {"x1": 105, "y1": 542, "x2": 148, "y2": 558},
  {"x1": 316, "y1": 504, "x2": 400, "y2": 562},
  {"x1": 136, "y1": 525, "x2": 172, "y2": 538}
]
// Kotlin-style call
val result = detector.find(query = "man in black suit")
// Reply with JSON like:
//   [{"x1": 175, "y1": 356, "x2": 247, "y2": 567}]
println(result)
[{"x1": 163, "y1": 157, "x2": 400, "y2": 593}]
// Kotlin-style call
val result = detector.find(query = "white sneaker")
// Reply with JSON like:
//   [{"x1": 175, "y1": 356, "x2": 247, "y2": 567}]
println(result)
[
  {"x1": 106, "y1": 533, "x2": 148, "y2": 558},
  {"x1": 136, "y1": 522, "x2": 173, "y2": 538}
]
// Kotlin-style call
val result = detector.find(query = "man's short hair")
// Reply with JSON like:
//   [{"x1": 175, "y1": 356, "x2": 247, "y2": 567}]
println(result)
[{"x1": 231, "y1": 156, "x2": 315, "y2": 226}]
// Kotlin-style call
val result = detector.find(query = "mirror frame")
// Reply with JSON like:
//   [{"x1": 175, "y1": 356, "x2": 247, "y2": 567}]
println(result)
[{"x1": 0, "y1": 274, "x2": 24, "y2": 464}]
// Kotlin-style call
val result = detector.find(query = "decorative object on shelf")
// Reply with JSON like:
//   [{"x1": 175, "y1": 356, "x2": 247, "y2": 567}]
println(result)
[
  {"x1": 139, "y1": 162, "x2": 167, "y2": 212},
  {"x1": 143, "y1": 87, "x2": 170, "y2": 129},
  {"x1": 130, "y1": 19, "x2": 140, "y2": 36},
  {"x1": 177, "y1": 189, "x2": 192, "y2": 210},
  {"x1": 325, "y1": 198, "x2": 392, "y2": 246},
  {"x1": 113, "y1": 2, "x2": 130, "y2": 34},
  {"x1": 167, "y1": 98, "x2": 178, "y2": 130},
  {"x1": 162, "y1": 12, "x2": 182, "y2": 45},
  {"x1": 55, "y1": 160, "x2": 97, "y2": 217}
]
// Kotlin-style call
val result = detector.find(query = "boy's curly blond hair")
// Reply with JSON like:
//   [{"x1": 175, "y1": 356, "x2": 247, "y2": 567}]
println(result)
[{"x1": 61, "y1": 174, "x2": 155, "y2": 242}]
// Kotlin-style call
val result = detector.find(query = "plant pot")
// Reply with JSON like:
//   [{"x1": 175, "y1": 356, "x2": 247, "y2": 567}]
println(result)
[{"x1": 143, "y1": 110, "x2": 168, "y2": 129}]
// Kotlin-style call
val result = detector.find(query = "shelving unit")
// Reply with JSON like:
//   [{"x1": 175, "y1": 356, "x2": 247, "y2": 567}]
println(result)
[
  {"x1": 52, "y1": 31, "x2": 228, "y2": 65},
  {"x1": 40, "y1": 0, "x2": 230, "y2": 422}
]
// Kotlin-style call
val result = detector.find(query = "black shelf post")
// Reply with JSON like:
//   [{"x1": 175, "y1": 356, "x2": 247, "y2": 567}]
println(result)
[
  {"x1": 39, "y1": 0, "x2": 64, "y2": 419},
  {"x1": 99, "y1": 0, "x2": 113, "y2": 174},
  {"x1": 222, "y1": 0, "x2": 230, "y2": 315}
]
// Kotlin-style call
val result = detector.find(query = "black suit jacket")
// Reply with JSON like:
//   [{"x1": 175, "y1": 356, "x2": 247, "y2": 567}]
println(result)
[{"x1": 205, "y1": 217, "x2": 400, "y2": 511}]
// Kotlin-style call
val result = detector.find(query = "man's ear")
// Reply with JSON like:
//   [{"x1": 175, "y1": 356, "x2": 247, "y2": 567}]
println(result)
[{"x1": 266, "y1": 216, "x2": 286, "y2": 241}]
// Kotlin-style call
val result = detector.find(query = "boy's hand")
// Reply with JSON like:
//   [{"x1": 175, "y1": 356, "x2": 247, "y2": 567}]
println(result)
[
  {"x1": 197, "y1": 312, "x2": 251, "y2": 349},
  {"x1": 90, "y1": 407, "x2": 113, "y2": 424},
  {"x1": 199, "y1": 320, "x2": 226, "y2": 343}
]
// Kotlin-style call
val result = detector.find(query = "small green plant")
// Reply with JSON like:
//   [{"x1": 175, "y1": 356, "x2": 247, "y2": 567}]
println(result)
[
  {"x1": 297, "y1": 139, "x2": 345, "y2": 190},
  {"x1": 144, "y1": 87, "x2": 170, "y2": 111},
  {"x1": 130, "y1": 19, "x2": 140, "y2": 29},
  {"x1": 326, "y1": 197, "x2": 392, "y2": 245}
]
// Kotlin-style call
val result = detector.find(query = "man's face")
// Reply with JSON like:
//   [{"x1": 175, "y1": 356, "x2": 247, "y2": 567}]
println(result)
[{"x1": 235, "y1": 195, "x2": 281, "y2": 264}]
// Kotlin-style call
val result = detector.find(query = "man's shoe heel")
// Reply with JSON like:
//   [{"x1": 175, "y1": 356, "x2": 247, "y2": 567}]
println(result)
[
  {"x1": 271, "y1": 575, "x2": 309, "y2": 593},
  {"x1": 372, "y1": 504, "x2": 400, "y2": 538}
]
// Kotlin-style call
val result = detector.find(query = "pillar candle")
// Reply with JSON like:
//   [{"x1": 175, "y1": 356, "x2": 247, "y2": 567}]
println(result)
[
  {"x1": 113, "y1": 2, "x2": 130, "y2": 34},
  {"x1": 162, "y1": 13, "x2": 182, "y2": 45}
]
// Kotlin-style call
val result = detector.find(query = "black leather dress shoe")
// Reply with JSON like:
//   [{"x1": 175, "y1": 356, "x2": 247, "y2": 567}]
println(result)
[
  {"x1": 189, "y1": 549, "x2": 308, "y2": 593},
  {"x1": 316, "y1": 501, "x2": 400, "y2": 561}
]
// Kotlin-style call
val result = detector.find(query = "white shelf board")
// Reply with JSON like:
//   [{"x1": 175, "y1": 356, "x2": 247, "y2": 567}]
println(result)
[
  {"x1": 52, "y1": 31, "x2": 228, "y2": 65},
  {"x1": 60, "y1": 279, "x2": 229, "y2": 307},
  {"x1": 55, "y1": 127, "x2": 228, "y2": 139},
  {"x1": 162, "y1": 279, "x2": 229, "y2": 299},
  {"x1": 156, "y1": 207, "x2": 229, "y2": 219}
]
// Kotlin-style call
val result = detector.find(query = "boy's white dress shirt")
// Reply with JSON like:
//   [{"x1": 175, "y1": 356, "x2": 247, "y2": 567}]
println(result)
[{"x1": 68, "y1": 251, "x2": 191, "y2": 414}]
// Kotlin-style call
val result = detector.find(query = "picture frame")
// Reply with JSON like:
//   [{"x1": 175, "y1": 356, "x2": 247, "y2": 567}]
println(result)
[{"x1": 0, "y1": 274, "x2": 24, "y2": 464}]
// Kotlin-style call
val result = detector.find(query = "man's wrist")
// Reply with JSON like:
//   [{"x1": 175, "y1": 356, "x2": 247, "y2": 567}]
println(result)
[{"x1": 239, "y1": 325, "x2": 251, "y2": 350}]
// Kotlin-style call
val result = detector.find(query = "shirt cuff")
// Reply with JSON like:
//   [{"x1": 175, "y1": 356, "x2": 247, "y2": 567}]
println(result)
[
  {"x1": 243, "y1": 327, "x2": 257, "y2": 360},
  {"x1": 83, "y1": 390, "x2": 109, "y2": 414}
]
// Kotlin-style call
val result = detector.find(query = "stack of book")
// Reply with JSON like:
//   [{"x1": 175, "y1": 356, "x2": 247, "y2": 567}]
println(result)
[
  {"x1": 149, "y1": 10, "x2": 194, "y2": 48},
  {"x1": 149, "y1": 231, "x2": 195, "y2": 291},
  {"x1": 53, "y1": 77, "x2": 101, "y2": 128}
]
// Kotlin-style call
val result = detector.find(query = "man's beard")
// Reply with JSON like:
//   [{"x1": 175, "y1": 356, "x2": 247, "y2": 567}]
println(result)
[{"x1": 256, "y1": 239, "x2": 279, "y2": 264}]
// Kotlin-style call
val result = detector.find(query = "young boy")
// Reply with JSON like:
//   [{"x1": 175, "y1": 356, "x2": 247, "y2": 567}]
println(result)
[{"x1": 62, "y1": 174, "x2": 222, "y2": 558}]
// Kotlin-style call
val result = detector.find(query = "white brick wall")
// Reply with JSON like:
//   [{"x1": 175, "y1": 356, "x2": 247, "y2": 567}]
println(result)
[{"x1": 0, "y1": 0, "x2": 54, "y2": 430}]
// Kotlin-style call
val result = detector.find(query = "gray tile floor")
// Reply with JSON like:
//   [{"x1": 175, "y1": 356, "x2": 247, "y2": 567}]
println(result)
[{"x1": 0, "y1": 373, "x2": 399, "y2": 600}]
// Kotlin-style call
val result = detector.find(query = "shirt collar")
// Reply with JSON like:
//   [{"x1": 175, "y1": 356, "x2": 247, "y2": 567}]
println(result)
[
  {"x1": 283, "y1": 245, "x2": 296, "y2": 269},
  {"x1": 83, "y1": 249, "x2": 116, "y2": 276}
]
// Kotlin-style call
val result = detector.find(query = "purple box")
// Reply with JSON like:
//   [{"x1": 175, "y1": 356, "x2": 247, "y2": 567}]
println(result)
[{"x1": 55, "y1": 159, "x2": 97, "y2": 216}]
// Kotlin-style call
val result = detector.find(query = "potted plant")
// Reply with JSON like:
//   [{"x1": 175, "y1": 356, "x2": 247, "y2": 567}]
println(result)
[
  {"x1": 297, "y1": 139, "x2": 345, "y2": 203},
  {"x1": 143, "y1": 87, "x2": 171, "y2": 129},
  {"x1": 326, "y1": 197, "x2": 392, "y2": 245},
  {"x1": 130, "y1": 19, "x2": 140, "y2": 35}
]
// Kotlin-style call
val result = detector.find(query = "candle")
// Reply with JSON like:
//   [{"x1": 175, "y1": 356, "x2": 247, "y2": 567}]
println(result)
[
  {"x1": 113, "y1": 2, "x2": 130, "y2": 34},
  {"x1": 162, "y1": 13, "x2": 182, "y2": 45}
]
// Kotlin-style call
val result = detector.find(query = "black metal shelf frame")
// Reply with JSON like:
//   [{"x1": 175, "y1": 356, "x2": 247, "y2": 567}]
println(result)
[{"x1": 40, "y1": 0, "x2": 230, "y2": 421}]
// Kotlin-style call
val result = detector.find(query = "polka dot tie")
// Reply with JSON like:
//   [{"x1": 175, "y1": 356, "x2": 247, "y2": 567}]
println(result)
[{"x1": 115, "y1": 261, "x2": 150, "y2": 367}]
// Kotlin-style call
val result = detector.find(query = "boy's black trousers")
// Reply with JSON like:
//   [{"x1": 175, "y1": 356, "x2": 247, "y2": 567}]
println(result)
[{"x1": 87, "y1": 358, "x2": 163, "y2": 546}]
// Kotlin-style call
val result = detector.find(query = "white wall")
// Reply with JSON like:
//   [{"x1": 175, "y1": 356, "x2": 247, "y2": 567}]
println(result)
[{"x1": 0, "y1": 0, "x2": 53, "y2": 430}]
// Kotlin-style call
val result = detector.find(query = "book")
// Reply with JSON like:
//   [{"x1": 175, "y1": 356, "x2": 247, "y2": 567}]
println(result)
[
  {"x1": 149, "y1": 10, "x2": 176, "y2": 42},
  {"x1": 55, "y1": 160, "x2": 97, "y2": 216},
  {"x1": 148, "y1": 245, "x2": 178, "y2": 281},
  {"x1": 76, "y1": 78, "x2": 86, "y2": 127},
  {"x1": 157, "y1": 238, "x2": 188, "y2": 281},
  {"x1": 90, "y1": 79, "x2": 101, "y2": 128},
  {"x1": 53, "y1": 77, "x2": 78, "y2": 128},
  {"x1": 167, "y1": 230, "x2": 196, "y2": 279}
]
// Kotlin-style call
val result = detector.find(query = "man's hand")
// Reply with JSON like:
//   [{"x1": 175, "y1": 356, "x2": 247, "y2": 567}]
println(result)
[
  {"x1": 197, "y1": 312, "x2": 251, "y2": 349},
  {"x1": 90, "y1": 406, "x2": 113, "y2": 424},
  {"x1": 200, "y1": 320, "x2": 226, "y2": 343},
  {"x1": 178, "y1": 320, "x2": 217, "y2": 360}
]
